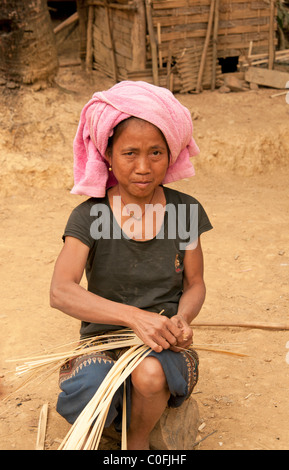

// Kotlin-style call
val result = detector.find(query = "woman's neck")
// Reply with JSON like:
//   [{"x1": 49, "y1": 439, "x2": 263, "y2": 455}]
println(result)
[{"x1": 108, "y1": 184, "x2": 166, "y2": 241}]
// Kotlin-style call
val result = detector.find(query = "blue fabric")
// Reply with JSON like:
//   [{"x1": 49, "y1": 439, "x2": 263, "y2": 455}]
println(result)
[{"x1": 56, "y1": 347, "x2": 198, "y2": 431}]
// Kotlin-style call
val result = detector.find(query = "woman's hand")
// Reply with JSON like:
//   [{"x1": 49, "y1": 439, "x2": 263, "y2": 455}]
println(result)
[
  {"x1": 169, "y1": 315, "x2": 193, "y2": 352},
  {"x1": 130, "y1": 310, "x2": 184, "y2": 353}
]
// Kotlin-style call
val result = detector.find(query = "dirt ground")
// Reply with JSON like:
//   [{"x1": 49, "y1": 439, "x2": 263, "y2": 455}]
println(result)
[{"x1": 0, "y1": 57, "x2": 289, "y2": 451}]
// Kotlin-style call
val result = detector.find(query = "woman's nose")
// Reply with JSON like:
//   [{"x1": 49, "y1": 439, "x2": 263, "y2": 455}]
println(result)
[{"x1": 135, "y1": 156, "x2": 151, "y2": 174}]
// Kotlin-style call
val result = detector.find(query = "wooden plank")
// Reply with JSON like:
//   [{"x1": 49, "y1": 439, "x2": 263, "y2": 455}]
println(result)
[
  {"x1": 87, "y1": 1, "x2": 137, "y2": 11},
  {"x1": 152, "y1": 9, "x2": 270, "y2": 27},
  {"x1": 157, "y1": 22, "x2": 270, "y2": 43},
  {"x1": 245, "y1": 66, "x2": 289, "y2": 88},
  {"x1": 152, "y1": 0, "x2": 270, "y2": 9},
  {"x1": 131, "y1": 0, "x2": 147, "y2": 71},
  {"x1": 152, "y1": 0, "x2": 209, "y2": 8}
]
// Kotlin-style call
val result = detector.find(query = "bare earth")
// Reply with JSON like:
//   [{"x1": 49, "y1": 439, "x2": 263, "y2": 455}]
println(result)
[{"x1": 0, "y1": 64, "x2": 288, "y2": 451}]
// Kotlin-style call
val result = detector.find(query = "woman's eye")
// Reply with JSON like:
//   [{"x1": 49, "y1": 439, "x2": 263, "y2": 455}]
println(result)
[
  {"x1": 151, "y1": 150, "x2": 164, "y2": 159},
  {"x1": 124, "y1": 152, "x2": 135, "y2": 157}
]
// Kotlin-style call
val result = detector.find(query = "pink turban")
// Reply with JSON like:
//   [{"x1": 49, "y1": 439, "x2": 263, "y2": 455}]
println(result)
[{"x1": 71, "y1": 81, "x2": 199, "y2": 197}]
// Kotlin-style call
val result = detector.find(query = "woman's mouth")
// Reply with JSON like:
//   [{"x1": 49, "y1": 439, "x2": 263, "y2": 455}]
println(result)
[{"x1": 133, "y1": 181, "x2": 152, "y2": 189}]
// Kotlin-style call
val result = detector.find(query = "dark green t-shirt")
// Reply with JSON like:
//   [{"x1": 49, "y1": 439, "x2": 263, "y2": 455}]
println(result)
[{"x1": 63, "y1": 186, "x2": 213, "y2": 338}]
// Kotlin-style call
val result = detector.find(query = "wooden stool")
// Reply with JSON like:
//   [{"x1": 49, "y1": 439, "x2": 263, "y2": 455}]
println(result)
[
  {"x1": 150, "y1": 397, "x2": 200, "y2": 450},
  {"x1": 101, "y1": 397, "x2": 200, "y2": 450}
]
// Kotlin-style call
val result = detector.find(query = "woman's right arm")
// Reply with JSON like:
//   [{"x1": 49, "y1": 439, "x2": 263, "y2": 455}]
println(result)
[
  {"x1": 50, "y1": 236, "x2": 182, "y2": 352},
  {"x1": 50, "y1": 236, "x2": 138, "y2": 326}
]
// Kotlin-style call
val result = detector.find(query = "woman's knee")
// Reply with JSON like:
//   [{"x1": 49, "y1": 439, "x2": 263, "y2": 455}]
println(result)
[{"x1": 131, "y1": 357, "x2": 168, "y2": 397}]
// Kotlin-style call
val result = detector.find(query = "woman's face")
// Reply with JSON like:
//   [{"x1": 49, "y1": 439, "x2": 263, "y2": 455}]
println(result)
[{"x1": 106, "y1": 118, "x2": 169, "y2": 200}]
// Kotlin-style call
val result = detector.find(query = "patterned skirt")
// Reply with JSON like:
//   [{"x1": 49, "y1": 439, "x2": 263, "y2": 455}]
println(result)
[{"x1": 56, "y1": 340, "x2": 199, "y2": 431}]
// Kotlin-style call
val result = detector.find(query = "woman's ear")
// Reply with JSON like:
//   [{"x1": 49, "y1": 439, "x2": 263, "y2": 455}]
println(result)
[{"x1": 104, "y1": 147, "x2": 112, "y2": 165}]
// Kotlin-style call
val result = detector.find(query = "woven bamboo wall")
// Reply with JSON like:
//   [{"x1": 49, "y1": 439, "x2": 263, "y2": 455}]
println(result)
[
  {"x1": 151, "y1": 0, "x2": 276, "y2": 62},
  {"x1": 88, "y1": 0, "x2": 146, "y2": 81},
  {"x1": 86, "y1": 0, "x2": 277, "y2": 91}
]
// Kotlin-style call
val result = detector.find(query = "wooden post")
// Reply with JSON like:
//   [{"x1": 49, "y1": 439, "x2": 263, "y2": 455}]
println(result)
[
  {"x1": 196, "y1": 0, "x2": 216, "y2": 93},
  {"x1": 211, "y1": 0, "x2": 219, "y2": 91},
  {"x1": 86, "y1": 5, "x2": 94, "y2": 71},
  {"x1": 268, "y1": 0, "x2": 275, "y2": 70},
  {"x1": 166, "y1": 47, "x2": 172, "y2": 90},
  {"x1": 131, "y1": 0, "x2": 146, "y2": 71},
  {"x1": 145, "y1": 0, "x2": 159, "y2": 86},
  {"x1": 104, "y1": 2, "x2": 118, "y2": 82},
  {"x1": 157, "y1": 23, "x2": 163, "y2": 70},
  {"x1": 76, "y1": 0, "x2": 88, "y2": 67}
]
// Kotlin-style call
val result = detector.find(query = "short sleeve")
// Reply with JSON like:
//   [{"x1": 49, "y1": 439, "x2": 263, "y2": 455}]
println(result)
[
  {"x1": 197, "y1": 201, "x2": 213, "y2": 237},
  {"x1": 63, "y1": 200, "x2": 96, "y2": 249}
]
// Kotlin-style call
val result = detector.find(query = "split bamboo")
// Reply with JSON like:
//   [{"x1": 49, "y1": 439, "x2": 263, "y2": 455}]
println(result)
[
  {"x1": 35, "y1": 403, "x2": 49, "y2": 450},
  {"x1": 193, "y1": 321, "x2": 289, "y2": 331}
]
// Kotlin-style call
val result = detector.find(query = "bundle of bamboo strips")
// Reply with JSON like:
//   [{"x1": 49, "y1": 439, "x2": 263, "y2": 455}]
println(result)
[
  {"x1": 58, "y1": 343, "x2": 151, "y2": 450},
  {"x1": 10, "y1": 329, "x2": 246, "y2": 382},
  {"x1": 13, "y1": 331, "x2": 142, "y2": 377},
  {"x1": 7, "y1": 328, "x2": 248, "y2": 450}
]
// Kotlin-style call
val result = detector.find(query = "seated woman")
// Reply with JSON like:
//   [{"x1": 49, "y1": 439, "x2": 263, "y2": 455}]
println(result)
[{"x1": 50, "y1": 81, "x2": 212, "y2": 450}]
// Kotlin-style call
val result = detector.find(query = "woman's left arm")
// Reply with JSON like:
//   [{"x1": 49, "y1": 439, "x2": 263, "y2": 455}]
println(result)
[{"x1": 170, "y1": 237, "x2": 206, "y2": 350}]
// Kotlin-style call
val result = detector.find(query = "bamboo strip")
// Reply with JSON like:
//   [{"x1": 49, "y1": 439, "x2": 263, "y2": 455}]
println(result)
[
  {"x1": 121, "y1": 380, "x2": 127, "y2": 450},
  {"x1": 59, "y1": 345, "x2": 151, "y2": 450},
  {"x1": 193, "y1": 321, "x2": 289, "y2": 331},
  {"x1": 35, "y1": 403, "x2": 49, "y2": 450},
  {"x1": 13, "y1": 336, "x2": 142, "y2": 376},
  {"x1": 249, "y1": 49, "x2": 289, "y2": 60},
  {"x1": 58, "y1": 345, "x2": 139, "y2": 449},
  {"x1": 53, "y1": 12, "x2": 79, "y2": 35}
]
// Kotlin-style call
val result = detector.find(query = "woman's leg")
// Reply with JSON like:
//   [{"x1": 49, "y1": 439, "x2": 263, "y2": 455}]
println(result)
[{"x1": 127, "y1": 357, "x2": 170, "y2": 450}]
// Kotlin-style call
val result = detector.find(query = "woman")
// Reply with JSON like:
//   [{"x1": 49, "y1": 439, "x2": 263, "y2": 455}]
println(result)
[{"x1": 50, "y1": 81, "x2": 212, "y2": 450}]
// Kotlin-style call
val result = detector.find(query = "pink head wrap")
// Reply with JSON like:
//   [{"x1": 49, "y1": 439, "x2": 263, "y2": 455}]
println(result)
[{"x1": 71, "y1": 81, "x2": 199, "y2": 197}]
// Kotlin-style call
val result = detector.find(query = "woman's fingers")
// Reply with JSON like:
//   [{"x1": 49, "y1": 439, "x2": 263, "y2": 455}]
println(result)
[
  {"x1": 134, "y1": 313, "x2": 183, "y2": 353},
  {"x1": 169, "y1": 315, "x2": 193, "y2": 351}
]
